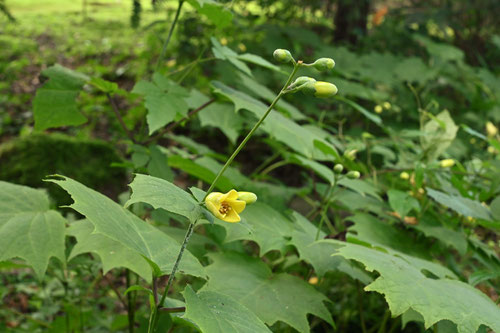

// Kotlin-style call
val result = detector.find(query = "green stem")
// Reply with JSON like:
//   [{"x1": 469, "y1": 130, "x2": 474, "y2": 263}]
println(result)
[
  {"x1": 150, "y1": 220, "x2": 197, "y2": 331},
  {"x1": 202, "y1": 64, "x2": 300, "y2": 201},
  {"x1": 155, "y1": 0, "x2": 184, "y2": 71},
  {"x1": 315, "y1": 180, "x2": 336, "y2": 240},
  {"x1": 126, "y1": 269, "x2": 135, "y2": 333}
]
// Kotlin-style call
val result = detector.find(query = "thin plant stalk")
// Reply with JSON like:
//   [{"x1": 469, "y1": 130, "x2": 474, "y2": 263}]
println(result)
[
  {"x1": 202, "y1": 63, "x2": 301, "y2": 201},
  {"x1": 155, "y1": 0, "x2": 184, "y2": 72},
  {"x1": 149, "y1": 62, "x2": 302, "y2": 333},
  {"x1": 126, "y1": 269, "x2": 135, "y2": 333},
  {"x1": 149, "y1": 220, "x2": 197, "y2": 332}
]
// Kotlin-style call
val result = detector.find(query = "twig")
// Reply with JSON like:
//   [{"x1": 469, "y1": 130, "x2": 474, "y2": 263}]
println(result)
[
  {"x1": 155, "y1": 0, "x2": 184, "y2": 71},
  {"x1": 106, "y1": 93, "x2": 137, "y2": 143},
  {"x1": 159, "y1": 306, "x2": 186, "y2": 313},
  {"x1": 144, "y1": 98, "x2": 215, "y2": 145},
  {"x1": 103, "y1": 272, "x2": 128, "y2": 309}
]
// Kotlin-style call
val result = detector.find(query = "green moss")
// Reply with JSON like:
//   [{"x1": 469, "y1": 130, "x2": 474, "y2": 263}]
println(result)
[{"x1": 0, "y1": 133, "x2": 128, "y2": 206}]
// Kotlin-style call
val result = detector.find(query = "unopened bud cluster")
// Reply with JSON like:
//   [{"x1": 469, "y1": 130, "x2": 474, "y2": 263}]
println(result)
[
  {"x1": 272, "y1": 49, "x2": 338, "y2": 98},
  {"x1": 332, "y1": 163, "x2": 360, "y2": 180}
]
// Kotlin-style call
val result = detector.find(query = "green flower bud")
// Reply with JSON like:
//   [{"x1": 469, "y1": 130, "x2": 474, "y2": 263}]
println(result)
[
  {"x1": 301, "y1": 81, "x2": 338, "y2": 98},
  {"x1": 312, "y1": 58, "x2": 335, "y2": 72},
  {"x1": 346, "y1": 171, "x2": 360, "y2": 179},
  {"x1": 273, "y1": 49, "x2": 293, "y2": 63},
  {"x1": 237, "y1": 191, "x2": 258, "y2": 204},
  {"x1": 333, "y1": 164, "x2": 344, "y2": 174}
]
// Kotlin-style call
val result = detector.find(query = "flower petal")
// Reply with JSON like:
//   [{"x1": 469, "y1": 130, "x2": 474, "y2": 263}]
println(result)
[
  {"x1": 226, "y1": 189, "x2": 239, "y2": 201},
  {"x1": 223, "y1": 209, "x2": 241, "y2": 223},
  {"x1": 229, "y1": 200, "x2": 246, "y2": 214},
  {"x1": 206, "y1": 200, "x2": 224, "y2": 220}
]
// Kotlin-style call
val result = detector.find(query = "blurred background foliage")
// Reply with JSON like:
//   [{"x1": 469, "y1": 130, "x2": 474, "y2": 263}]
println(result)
[{"x1": 1, "y1": 0, "x2": 500, "y2": 332}]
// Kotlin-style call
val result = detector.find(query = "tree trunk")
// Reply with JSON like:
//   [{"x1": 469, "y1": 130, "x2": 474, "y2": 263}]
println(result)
[{"x1": 334, "y1": 0, "x2": 370, "y2": 45}]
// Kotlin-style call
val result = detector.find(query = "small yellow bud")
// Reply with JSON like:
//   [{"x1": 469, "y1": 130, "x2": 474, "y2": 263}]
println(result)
[
  {"x1": 220, "y1": 37, "x2": 228, "y2": 46},
  {"x1": 238, "y1": 43, "x2": 247, "y2": 52},
  {"x1": 439, "y1": 159, "x2": 455, "y2": 168},
  {"x1": 273, "y1": 49, "x2": 293, "y2": 63},
  {"x1": 166, "y1": 59, "x2": 176, "y2": 67},
  {"x1": 400, "y1": 172, "x2": 410, "y2": 180},
  {"x1": 469, "y1": 138, "x2": 477, "y2": 144},
  {"x1": 488, "y1": 146, "x2": 497, "y2": 154},
  {"x1": 382, "y1": 102, "x2": 391, "y2": 110},
  {"x1": 334, "y1": 164, "x2": 344, "y2": 174},
  {"x1": 312, "y1": 81, "x2": 338, "y2": 98},
  {"x1": 344, "y1": 149, "x2": 357, "y2": 160},
  {"x1": 312, "y1": 57, "x2": 335, "y2": 72},
  {"x1": 418, "y1": 188, "x2": 425, "y2": 195},
  {"x1": 237, "y1": 191, "x2": 257, "y2": 204},
  {"x1": 486, "y1": 121, "x2": 498, "y2": 137},
  {"x1": 308, "y1": 276, "x2": 319, "y2": 285},
  {"x1": 347, "y1": 171, "x2": 361, "y2": 179},
  {"x1": 374, "y1": 105, "x2": 383, "y2": 114}
]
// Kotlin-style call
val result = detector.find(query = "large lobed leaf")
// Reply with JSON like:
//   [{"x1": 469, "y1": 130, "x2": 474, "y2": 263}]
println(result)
[
  {"x1": 132, "y1": 73, "x2": 190, "y2": 135},
  {"x1": 183, "y1": 286, "x2": 271, "y2": 333},
  {"x1": 33, "y1": 64, "x2": 89, "y2": 131},
  {"x1": 67, "y1": 220, "x2": 152, "y2": 282},
  {"x1": 49, "y1": 176, "x2": 204, "y2": 278},
  {"x1": 202, "y1": 252, "x2": 334, "y2": 333},
  {"x1": 0, "y1": 181, "x2": 66, "y2": 279},
  {"x1": 333, "y1": 241, "x2": 500, "y2": 333}
]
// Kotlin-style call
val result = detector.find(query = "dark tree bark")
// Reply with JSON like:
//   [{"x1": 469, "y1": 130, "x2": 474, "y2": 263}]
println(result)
[{"x1": 334, "y1": 0, "x2": 370, "y2": 45}]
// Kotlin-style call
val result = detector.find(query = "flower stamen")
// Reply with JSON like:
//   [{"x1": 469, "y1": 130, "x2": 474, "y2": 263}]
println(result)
[{"x1": 219, "y1": 202, "x2": 231, "y2": 216}]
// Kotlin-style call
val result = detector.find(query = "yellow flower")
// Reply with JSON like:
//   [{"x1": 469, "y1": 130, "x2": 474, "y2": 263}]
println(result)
[
  {"x1": 205, "y1": 189, "x2": 246, "y2": 223},
  {"x1": 374, "y1": 105, "x2": 383, "y2": 114},
  {"x1": 486, "y1": 121, "x2": 498, "y2": 137},
  {"x1": 308, "y1": 276, "x2": 319, "y2": 285},
  {"x1": 400, "y1": 172, "x2": 410, "y2": 180},
  {"x1": 439, "y1": 159, "x2": 455, "y2": 168}
]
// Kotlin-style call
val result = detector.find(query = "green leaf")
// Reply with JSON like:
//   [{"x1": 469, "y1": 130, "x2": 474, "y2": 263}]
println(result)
[
  {"x1": 290, "y1": 212, "x2": 372, "y2": 283},
  {"x1": 490, "y1": 195, "x2": 500, "y2": 221},
  {"x1": 334, "y1": 241, "x2": 500, "y2": 333},
  {"x1": 198, "y1": 102, "x2": 243, "y2": 143},
  {"x1": 346, "y1": 213, "x2": 436, "y2": 262},
  {"x1": 126, "y1": 173, "x2": 203, "y2": 223},
  {"x1": 33, "y1": 64, "x2": 88, "y2": 130},
  {"x1": 236, "y1": 53, "x2": 285, "y2": 74},
  {"x1": 147, "y1": 145, "x2": 174, "y2": 182},
  {"x1": 287, "y1": 153, "x2": 334, "y2": 185},
  {"x1": 187, "y1": 0, "x2": 232, "y2": 28},
  {"x1": 237, "y1": 73, "x2": 304, "y2": 120},
  {"x1": 67, "y1": 220, "x2": 152, "y2": 282},
  {"x1": 89, "y1": 77, "x2": 118, "y2": 94},
  {"x1": 202, "y1": 252, "x2": 334, "y2": 332},
  {"x1": 335, "y1": 96, "x2": 383, "y2": 126},
  {"x1": 387, "y1": 189, "x2": 420, "y2": 218},
  {"x1": 124, "y1": 285, "x2": 153, "y2": 296},
  {"x1": 48, "y1": 176, "x2": 204, "y2": 278},
  {"x1": 183, "y1": 286, "x2": 272, "y2": 333},
  {"x1": 421, "y1": 110, "x2": 458, "y2": 162},
  {"x1": 211, "y1": 37, "x2": 251, "y2": 75},
  {"x1": 168, "y1": 155, "x2": 234, "y2": 192},
  {"x1": 414, "y1": 35, "x2": 464, "y2": 62},
  {"x1": 211, "y1": 81, "x2": 336, "y2": 160},
  {"x1": 132, "y1": 73, "x2": 189, "y2": 134},
  {"x1": 218, "y1": 203, "x2": 293, "y2": 255},
  {"x1": 412, "y1": 214, "x2": 467, "y2": 255},
  {"x1": 337, "y1": 178, "x2": 382, "y2": 201},
  {"x1": 426, "y1": 188, "x2": 493, "y2": 221},
  {"x1": 0, "y1": 181, "x2": 66, "y2": 279}
]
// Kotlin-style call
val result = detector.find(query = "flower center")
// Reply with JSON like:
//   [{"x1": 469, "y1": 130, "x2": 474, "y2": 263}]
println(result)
[{"x1": 219, "y1": 202, "x2": 231, "y2": 216}]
